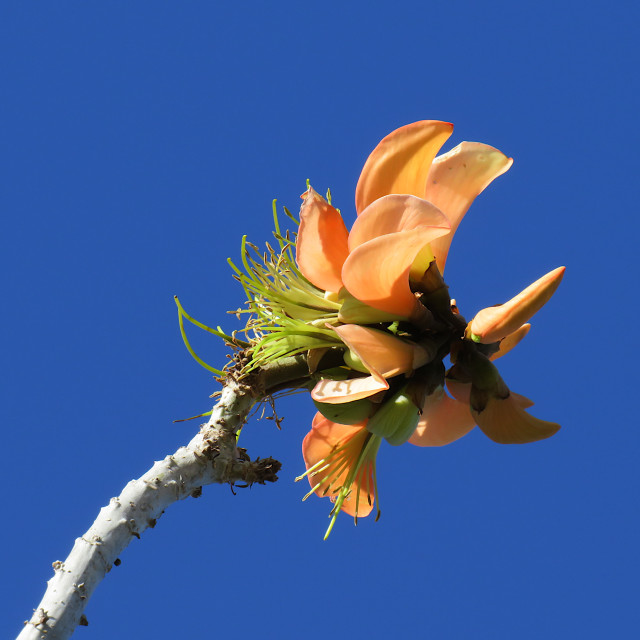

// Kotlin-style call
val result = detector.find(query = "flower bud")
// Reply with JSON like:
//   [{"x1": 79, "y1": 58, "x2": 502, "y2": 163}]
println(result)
[
  {"x1": 367, "y1": 386, "x2": 421, "y2": 446},
  {"x1": 343, "y1": 349, "x2": 370, "y2": 374},
  {"x1": 469, "y1": 267, "x2": 565, "y2": 344},
  {"x1": 313, "y1": 398, "x2": 374, "y2": 425}
]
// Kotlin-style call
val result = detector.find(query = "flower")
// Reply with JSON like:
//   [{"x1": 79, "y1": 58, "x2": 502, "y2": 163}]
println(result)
[
  {"x1": 297, "y1": 187, "x2": 451, "y2": 323},
  {"x1": 293, "y1": 121, "x2": 564, "y2": 533},
  {"x1": 297, "y1": 413, "x2": 382, "y2": 539},
  {"x1": 226, "y1": 120, "x2": 564, "y2": 536}
]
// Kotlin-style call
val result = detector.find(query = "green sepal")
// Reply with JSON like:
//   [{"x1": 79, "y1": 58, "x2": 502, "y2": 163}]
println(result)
[
  {"x1": 367, "y1": 387, "x2": 420, "y2": 446},
  {"x1": 312, "y1": 398, "x2": 374, "y2": 425}
]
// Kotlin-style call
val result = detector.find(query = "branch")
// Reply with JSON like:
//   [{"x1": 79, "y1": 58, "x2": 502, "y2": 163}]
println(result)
[{"x1": 18, "y1": 355, "x2": 310, "y2": 640}]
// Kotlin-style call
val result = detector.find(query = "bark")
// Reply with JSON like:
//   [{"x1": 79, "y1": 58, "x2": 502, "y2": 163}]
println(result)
[{"x1": 17, "y1": 355, "x2": 311, "y2": 640}]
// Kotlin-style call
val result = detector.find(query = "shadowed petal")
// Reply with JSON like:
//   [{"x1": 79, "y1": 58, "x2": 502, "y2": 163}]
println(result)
[
  {"x1": 302, "y1": 415, "x2": 374, "y2": 517},
  {"x1": 472, "y1": 393, "x2": 560, "y2": 444},
  {"x1": 470, "y1": 267, "x2": 565, "y2": 343},
  {"x1": 348, "y1": 194, "x2": 449, "y2": 251},
  {"x1": 446, "y1": 378, "x2": 533, "y2": 407},
  {"x1": 355, "y1": 120, "x2": 454, "y2": 213},
  {"x1": 446, "y1": 378, "x2": 471, "y2": 403},
  {"x1": 425, "y1": 142, "x2": 513, "y2": 271},
  {"x1": 342, "y1": 225, "x2": 450, "y2": 318},
  {"x1": 311, "y1": 375, "x2": 389, "y2": 404},
  {"x1": 334, "y1": 324, "x2": 431, "y2": 378},
  {"x1": 296, "y1": 187, "x2": 350, "y2": 293},
  {"x1": 511, "y1": 391, "x2": 534, "y2": 409},
  {"x1": 409, "y1": 387, "x2": 476, "y2": 447},
  {"x1": 489, "y1": 324, "x2": 531, "y2": 361}
]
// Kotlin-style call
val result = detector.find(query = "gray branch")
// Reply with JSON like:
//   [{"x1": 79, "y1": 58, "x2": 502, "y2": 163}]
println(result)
[{"x1": 17, "y1": 369, "x2": 286, "y2": 640}]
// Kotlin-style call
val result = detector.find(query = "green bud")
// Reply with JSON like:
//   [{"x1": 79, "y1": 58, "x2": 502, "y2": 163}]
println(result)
[
  {"x1": 343, "y1": 349, "x2": 370, "y2": 374},
  {"x1": 367, "y1": 387, "x2": 421, "y2": 446},
  {"x1": 313, "y1": 398, "x2": 374, "y2": 425}
]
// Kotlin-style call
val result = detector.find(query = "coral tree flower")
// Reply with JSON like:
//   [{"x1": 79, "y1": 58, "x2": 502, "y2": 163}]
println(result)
[
  {"x1": 297, "y1": 187, "x2": 451, "y2": 322},
  {"x1": 252, "y1": 120, "x2": 563, "y2": 535}
]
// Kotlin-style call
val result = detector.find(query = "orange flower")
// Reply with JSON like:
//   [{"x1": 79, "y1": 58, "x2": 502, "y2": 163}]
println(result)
[
  {"x1": 231, "y1": 120, "x2": 564, "y2": 533},
  {"x1": 469, "y1": 267, "x2": 565, "y2": 344},
  {"x1": 411, "y1": 265, "x2": 565, "y2": 448},
  {"x1": 298, "y1": 413, "x2": 382, "y2": 539},
  {"x1": 311, "y1": 323, "x2": 433, "y2": 404},
  {"x1": 297, "y1": 187, "x2": 450, "y2": 322},
  {"x1": 296, "y1": 121, "x2": 515, "y2": 324}
]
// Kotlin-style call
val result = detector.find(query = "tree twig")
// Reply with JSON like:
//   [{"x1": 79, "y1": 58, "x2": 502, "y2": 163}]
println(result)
[{"x1": 18, "y1": 354, "x2": 311, "y2": 640}]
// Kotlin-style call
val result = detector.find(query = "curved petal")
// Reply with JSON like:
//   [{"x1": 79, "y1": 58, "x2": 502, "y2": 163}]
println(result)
[
  {"x1": 342, "y1": 226, "x2": 450, "y2": 318},
  {"x1": 302, "y1": 415, "x2": 374, "y2": 517},
  {"x1": 409, "y1": 387, "x2": 476, "y2": 447},
  {"x1": 446, "y1": 377, "x2": 533, "y2": 408},
  {"x1": 470, "y1": 267, "x2": 565, "y2": 344},
  {"x1": 311, "y1": 375, "x2": 389, "y2": 404},
  {"x1": 446, "y1": 378, "x2": 471, "y2": 403},
  {"x1": 348, "y1": 194, "x2": 449, "y2": 251},
  {"x1": 471, "y1": 393, "x2": 560, "y2": 444},
  {"x1": 489, "y1": 324, "x2": 531, "y2": 361},
  {"x1": 511, "y1": 391, "x2": 534, "y2": 409},
  {"x1": 333, "y1": 324, "x2": 431, "y2": 378},
  {"x1": 425, "y1": 142, "x2": 513, "y2": 271},
  {"x1": 296, "y1": 187, "x2": 350, "y2": 293},
  {"x1": 355, "y1": 120, "x2": 454, "y2": 213}
]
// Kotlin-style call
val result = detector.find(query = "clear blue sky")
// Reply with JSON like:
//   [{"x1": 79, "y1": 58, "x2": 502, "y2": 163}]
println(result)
[{"x1": 3, "y1": 2, "x2": 638, "y2": 638}]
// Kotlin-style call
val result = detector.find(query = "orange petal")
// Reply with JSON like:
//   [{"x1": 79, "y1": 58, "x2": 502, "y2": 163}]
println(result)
[
  {"x1": 355, "y1": 121, "x2": 454, "y2": 213},
  {"x1": 489, "y1": 324, "x2": 531, "y2": 361},
  {"x1": 445, "y1": 378, "x2": 471, "y2": 403},
  {"x1": 471, "y1": 393, "x2": 560, "y2": 444},
  {"x1": 348, "y1": 194, "x2": 449, "y2": 251},
  {"x1": 296, "y1": 187, "x2": 350, "y2": 293},
  {"x1": 342, "y1": 226, "x2": 449, "y2": 318},
  {"x1": 446, "y1": 378, "x2": 533, "y2": 407},
  {"x1": 425, "y1": 142, "x2": 513, "y2": 271},
  {"x1": 511, "y1": 391, "x2": 534, "y2": 409},
  {"x1": 311, "y1": 375, "x2": 389, "y2": 404},
  {"x1": 409, "y1": 387, "x2": 476, "y2": 447},
  {"x1": 333, "y1": 324, "x2": 431, "y2": 378},
  {"x1": 470, "y1": 267, "x2": 565, "y2": 344},
  {"x1": 302, "y1": 415, "x2": 374, "y2": 517}
]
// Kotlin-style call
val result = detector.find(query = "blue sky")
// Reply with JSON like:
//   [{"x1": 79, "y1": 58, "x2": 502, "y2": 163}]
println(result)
[{"x1": 2, "y1": 2, "x2": 638, "y2": 638}]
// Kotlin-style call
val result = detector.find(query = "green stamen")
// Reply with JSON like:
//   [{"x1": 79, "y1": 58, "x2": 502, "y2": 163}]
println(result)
[{"x1": 175, "y1": 298, "x2": 225, "y2": 376}]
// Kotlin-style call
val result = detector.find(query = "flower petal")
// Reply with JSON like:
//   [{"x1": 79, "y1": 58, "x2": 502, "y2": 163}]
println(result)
[
  {"x1": 342, "y1": 226, "x2": 450, "y2": 319},
  {"x1": 446, "y1": 377, "x2": 533, "y2": 407},
  {"x1": 348, "y1": 194, "x2": 450, "y2": 251},
  {"x1": 333, "y1": 324, "x2": 431, "y2": 378},
  {"x1": 302, "y1": 415, "x2": 374, "y2": 517},
  {"x1": 445, "y1": 378, "x2": 471, "y2": 403},
  {"x1": 471, "y1": 393, "x2": 560, "y2": 444},
  {"x1": 311, "y1": 375, "x2": 389, "y2": 404},
  {"x1": 409, "y1": 387, "x2": 476, "y2": 447},
  {"x1": 470, "y1": 267, "x2": 565, "y2": 344},
  {"x1": 489, "y1": 323, "x2": 531, "y2": 361},
  {"x1": 511, "y1": 391, "x2": 534, "y2": 409},
  {"x1": 355, "y1": 120, "x2": 454, "y2": 213},
  {"x1": 296, "y1": 187, "x2": 350, "y2": 293},
  {"x1": 424, "y1": 142, "x2": 513, "y2": 271}
]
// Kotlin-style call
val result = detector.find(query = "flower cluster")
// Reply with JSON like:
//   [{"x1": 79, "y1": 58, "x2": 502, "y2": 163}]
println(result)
[{"x1": 233, "y1": 120, "x2": 564, "y2": 538}]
